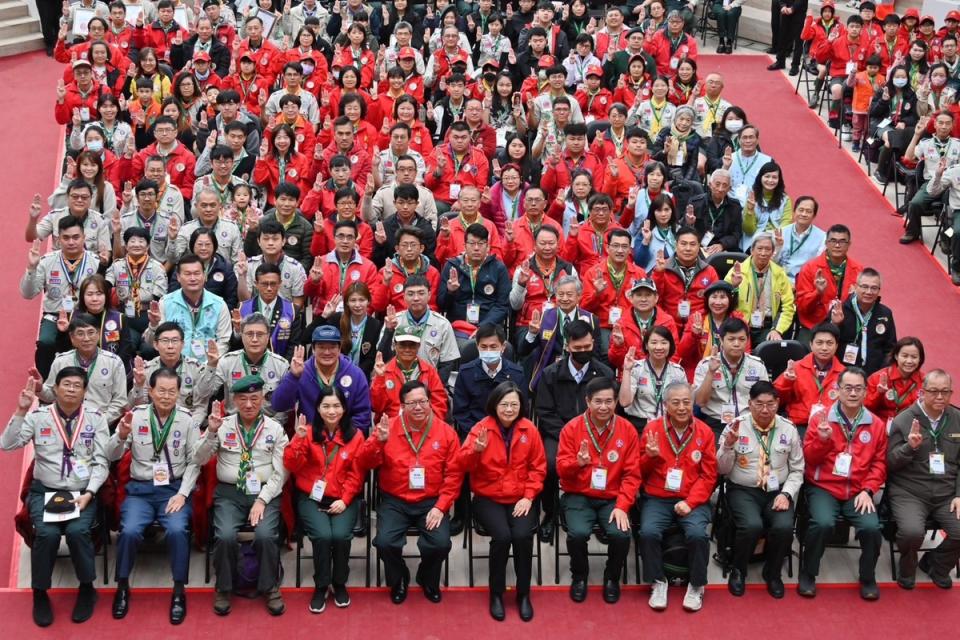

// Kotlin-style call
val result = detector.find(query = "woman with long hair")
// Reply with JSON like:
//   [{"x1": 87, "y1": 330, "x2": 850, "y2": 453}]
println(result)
[
  {"x1": 865, "y1": 337, "x2": 925, "y2": 424},
  {"x1": 741, "y1": 161, "x2": 792, "y2": 251}
]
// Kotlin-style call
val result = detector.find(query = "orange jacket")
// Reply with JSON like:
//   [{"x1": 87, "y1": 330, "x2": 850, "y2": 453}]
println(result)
[
  {"x1": 356, "y1": 414, "x2": 462, "y2": 511},
  {"x1": 557, "y1": 414, "x2": 642, "y2": 511},
  {"x1": 850, "y1": 70, "x2": 882, "y2": 114},
  {"x1": 282, "y1": 428, "x2": 366, "y2": 503},
  {"x1": 773, "y1": 354, "x2": 845, "y2": 427},
  {"x1": 457, "y1": 417, "x2": 547, "y2": 504},
  {"x1": 370, "y1": 357, "x2": 449, "y2": 422},
  {"x1": 639, "y1": 416, "x2": 717, "y2": 509},
  {"x1": 511, "y1": 256, "x2": 577, "y2": 328}
]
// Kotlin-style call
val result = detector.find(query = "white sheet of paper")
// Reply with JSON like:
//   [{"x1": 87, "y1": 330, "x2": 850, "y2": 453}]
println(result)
[{"x1": 42, "y1": 491, "x2": 81, "y2": 522}]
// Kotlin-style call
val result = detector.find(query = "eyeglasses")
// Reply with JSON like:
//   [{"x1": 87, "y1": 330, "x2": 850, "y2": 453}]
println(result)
[
  {"x1": 923, "y1": 388, "x2": 953, "y2": 396},
  {"x1": 826, "y1": 238, "x2": 850, "y2": 246},
  {"x1": 609, "y1": 243, "x2": 631, "y2": 251},
  {"x1": 403, "y1": 399, "x2": 430, "y2": 407},
  {"x1": 243, "y1": 331, "x2": 269, "y2": 339},
  {"x1": 590, "y1": 399, "x2": 616, "y2": 406},
  {"x1": 156, "y1": 337, "x2": 182, "y2": 346},
  {"x1": 858, "y1": 285, "x2": 881, "y2": 292},
  {"x1": 497, "y1": 402, "x2": 521, "y2": 409},
  {"x1": 69, "y1": 193, "x2": 92, "y2": 200},
  {"x1": 465, "y1": 240, "x2": 487, "y2": 247},
  {"x1": 72, "y1": 330, "x2": 99, "y2": 339},
  {"x1": 751, "y1": 401, "x2": 778, "y2": 410},
  {"x1": 334, "y1": 234, "x2": 356, "y2": 241},
  {"x1": 397, "y1": 242, "x2": 421, "y2": 250},
  {"x1": 839, "y1": 385, "x2": 866, "y2": 393}
]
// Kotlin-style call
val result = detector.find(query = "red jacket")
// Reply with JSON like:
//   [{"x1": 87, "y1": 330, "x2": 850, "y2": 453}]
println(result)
[
  {"x1": 457, "y1": 416, "x2": 547, "y2": 504},
  {"x1": 639, "y1": 416, "x2": 717, "y2": 509},
  {"x1": 442, "y1": 122, "x2": 497, "y2": 160},
  {"x1": 237, "y1": 38, "x2": 283, "y2": 88},
  {"x1": 264, "y1": 114, "x2": 317, "y2": 159},
  {"x1": 557, "y1": 414, "x2": 642, "y2": 511},
  {"x1": 222, "y1": 72, "x2": 269, "y2": 117},
  {"x1": 54, "y1": 82, "x2": 111, "y2": 125},
  {"x1": 540, "y1": 151, "x2": 603, "y2": 202},
  {"x1": 309, "y1": 215, "x2": 374, "y2": 260},
  {"x1": 801, "y1": 17, "x2": 844, "y2": 47},
  {"x1": 865, "y1": 365, "x2": 924, "y2": 424},
  {"x1": 304, "y1": 251, "x2": 387, "y2": 315},
  {"x1": 370, "y1": 357, "x2": 448, "y2": 422},
  {"x1": 803, "y1": 404, "x2": 888, "y2": 501},
  {"x1": 380, "y1": 258, "x2": 441, "y2": 313},
  {"x1": 560, "y1": 221, "x2": 624, "y2": 273},
  {"x1": 501, "y1": 216, "x2": 564, "y2": 273},
  {"x1": 652, "y1": 259, "x2": 719, "y2": 327},
  {"x1": 815, "y1": 33, "x2": 875, "y2": 78},
  {"x1": 130, "y1": 141, "x2": 196, "y2": 198},
  {"x1": 580, "y1": 260, "x2": 646, "y2": 329},
  {"x1": 316, "y1": 142, "x2": 371, "y2": 194},
  {"x1": 356, "y1": 414, "x2": 463, "y2": 511},
  {"x1": 607, "y1": 308, "x2": 680, "y2": 370},
  {"x1": 282, "y1": 428, "x2": 366, "y2": 503},
  {"x1": 434, "y1": 215, "x2": 504, "y2": 266},
  {"x1": 872, "y1": 35, "x2": 910, "y2": 74},
  {"x1": 424, "y1": 144, "x2": 490, "y2": 205},
  {"x1": 511, "y1": 256, "x2": 577, "y2": 328},
  {"x1": 316, "y1": 120, "x2": 379, "y2": 157},
  {"x1": 643, "y1": 30, "x2": 699, "y2": 77},
  {"x1": 576, "y1": 88, "x2": 614, "y2": 120},
  {"x1": 612, "y1": 77, "x2": 652, "y2": 109},
  {"x1": 601, "y1": 155, "x2": 652, "y2": 218},
  {"x1": 773, "y1": 354, "x2": 845, "y2": 427},
  {"x1": 428, "y1": 47, "x2": 470, "y2": 87},
  {"x1": 333, "y1": 47, "x2": 376, "y2": 89},
  {"x1": 676, "y1": 310, "x2": 747, "y2": 379},
  {"x1": 133, "y1": 20, "x2": 190, "y2": 61},
  {"x1": 282, "y1": 48, "x2": 330, "y2": 91},
  {"x1": 377, "y1": 120, "x2": 434, "y2": 157},
  {"x1": 594, "y1": 29, "x2": 630, "y2": 61},
  {"x1": 300, "y1": 179, "x2": 358, "y2": 220},
  {"x1": 795, "y1": 254, "x2": 864, "y2": 329},
  {"x1": 252, "y1": 153, "x2": 313, "y2": 206},
  {"x1": 55, "y1": 38, "x2": 132, "y2": 73}
]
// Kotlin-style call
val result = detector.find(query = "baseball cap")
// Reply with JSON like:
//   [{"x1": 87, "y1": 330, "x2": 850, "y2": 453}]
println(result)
[
  {"x1": 311, "y1": 325, "x2": 342, "y2": 344},
  {"x1": 630, "y1": 278, "x2": 657, "y2": 295}
]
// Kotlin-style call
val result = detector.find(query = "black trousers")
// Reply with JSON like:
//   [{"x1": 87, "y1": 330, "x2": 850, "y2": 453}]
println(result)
[
  {"x1": 36, "y1": 0, "x2": 61, "y2": 47},
  {"x1": 374, "y1": 494, "x2": 451, "y2": 590},
  {"x1": 776, "y1": 12, "x2": 805, "y2": 67},
  {"x1": 472, "y1": 496, "x2": 537, "y2": 595},
  {"x1": 769, "y1": 1, "x2": 781, "y2": 51},
  {"x1": 540, "y1": 436, "x2": 559, "y2": 519},
  {"x1": 726, "y1": 484, "x2": 795, "y2": 577}
]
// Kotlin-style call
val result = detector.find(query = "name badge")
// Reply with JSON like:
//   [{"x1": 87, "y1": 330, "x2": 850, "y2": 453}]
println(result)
[
  {"x1": 335, "y1": 299, "x2": 344, "y2": 313},
  {"x1": 449, "y1": 183, "x2": 462, "y2": 199},
  {"x1": 846, "y1": 61, "x2": 857, "y2": 74},
  {"x1": 678, "y1": 300, "x2": 691, "y2": 318},
  {"x1": 310, "y1": 478, "x2": 327, "y2": 502},
  {"x1": 62, "y1": 297, "x2": 75, "y2": 313},
  {"x1": 409, "y1": 466, "x2": 426, "y2": 490},
  {"x1": 608, "y1": 306, "x2": 622, "y2": 323},
  {"x1": 766, "y1": 472, "x2": 780, "y2": 492},
  {"x1": 833, "y1": 451, "x2": 853, "y2": 478},
  {"x1": 79, "y1": 107, "x2": 90, "y2": 121},
  {"x1": 245, "y1": 472, "x2": 262, "y2": 495},
  {"x1": 750, "y1": 310, "x2": 763, "y2": 328},
  {"x1": 191, "y1": 339, "x2": 205, "y2": 358},
  {"x1": 809, "y1": 403, "x2": 826, "y2": 422},
  {"x1": 124, "y1": 300, "x2": 136, "y2": 318},
  {"x1": 590, "y1": 467, "x2": 608, "y2": 491},
  {"x1": 73, "y1": 460, "x2": 90, "y2": 480},
  {"x1": 701, "y1": 231, "x2": 715, "y2": 247},
  {"x1": 930, "y1": 453, "x2": 946, "y2": 475},
  {"x1": 720, "y1": 403, "x2": 736, "y2": 424},
  {"x1": 734, "y1": 184, "x2": 748, "y2": 203},
  {"x1": 665, "y1": 467, "x2": 683, "y2": 492},
  {"x1": 543, "y1": 301, "x2": 555, "y2": 312},
  {"x1": 466, "y1": 303, "x2": 480, "y2": 324},
  {"x1": 153, "y1": 462, "x2": 170, "y2": 486},
  {"x1": 842, "y1": 344, "x2": 859, "y2": 365}
]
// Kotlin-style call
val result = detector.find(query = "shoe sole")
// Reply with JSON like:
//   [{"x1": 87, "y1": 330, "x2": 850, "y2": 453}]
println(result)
[
  {"x1": 308, "y1": 604, "x2": 326, "y2": 614},
  {"x1": 334, "y1": 598, "x2": 350, "y2": 608},
  {"x1": 682, "y1": 602, "x2": 703, "y2": 612}
]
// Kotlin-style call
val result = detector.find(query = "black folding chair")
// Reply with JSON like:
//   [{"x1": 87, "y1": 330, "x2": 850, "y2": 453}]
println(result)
[
  {"x1": 553, "y1": 490, "x2": 629, "y2": 585},
  {"x1": 707, "y1": 251, "x2": 748, "y2": 280},
  {"x1": 753, "y1": 339, "x2": 810, "y2": 381},
  {"x1": 711, "y1": 480, "x2": 794, "y2": 579}
]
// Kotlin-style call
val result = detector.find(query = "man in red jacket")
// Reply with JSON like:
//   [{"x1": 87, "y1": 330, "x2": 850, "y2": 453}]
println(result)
[
  {"x1": 795, "y1": 223, "x2": 863, "y2": 342},
  {"x1": 651, "y1": 227, "x2": 719, "y2": 329},
  {"x1": 773, "y1": 323, "x2": 845, "y2": 430},
  {"x1": 580, "y1": 228, "x2": 644, "y2": 359},
  {"x1": 54, "y1": 60, "x2": 110, "y2": 129},
  {"x1": 133, "y1": 0, "x2": 189, "y2": 63},
  {"x1": 358, "y1": 381, "x2": 462, "y2": 604},
  {"x1": 237, "y1": 14, "x2": 282, "y2": 88},
  {"x1": 424, "y1": 122, "x2": 490, "y2": 213},
  {"x1": 561, "y1": 193, "x2": 624, "y2": 273},
  {"x1": 815, "y1": 15, "x2": 874, "y2": 125},
  {"x1": 130, "y1": 116, "x2": 197, "y2": 201},
  {"x1": 637, "y1": 381, "x2": 717, "y2": 612},
  {"x1": 304, "y1": 219, "x2": 386, "y2": 316},
  {"x1": 443, "y1": 99, "x2": 496, "y2": 160},
  {"x1": 369, "y1": 327, "x2": 449, "y2": 422},
  {"x1": 315, "y1": 117, "x2": 372, "y2": 192},
  {"x1": 540, "y1": 123, "x2": 602, "y2": 202},
  {"x1": 556, "y1": 377, "x2": 640, "y2": 604},
  {"x1": 799, "y1": 367, "x2": 887, "y2": 601},
  {"x1": 501, "y1": 188, "x2": 564, "y2": 274},
  {"x1": 642, "y1": 11, "x2": 699, "y2": 78}
]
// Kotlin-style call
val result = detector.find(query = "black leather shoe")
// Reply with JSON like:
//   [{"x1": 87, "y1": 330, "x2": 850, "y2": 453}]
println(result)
[
  {"x1": 766, "y1": 576, "x2": 785, "y2": 599},
  {"x1": 112, "y1": 585, "x2": 130, "y2": 619},
  {"x1": 602, "y1": 579, "x2": 620, "y2": 604},
  {"x1": 538, "y1": 517, "x2": 555, "y2": 544},
  {"x1": 767, "y1": 61, "x2": 786, "y2": 71},
  {"x1": 72, "y1": 584, "x2": 97, "y2": 623},
  {"x1": 860, "y1": 580, "x2": 880, "y2": 601},
  {"x1": 390, "y1": 578, "x2": 408, "y2": 604},
  {"x1": 169, "y1": 592, "x2": 186, "y2": 625},
  {"x1": 797, "y1": 572, "x2": 817, "y2": 598},
  {"x1": 919, "y1": 554, "x2": 953, "y2": 589},
  {"x1": 569, "y1": 579, "x2": 587, "y2": 603},
  {"x1": 33, "y1": 590, "x2": 53, "y2": 627},
  {"x1": 727, "y1": 569, "x2": 745, "y2": 597},
  {"x1": 489, "y1": 593, "x2": 505, "y2": 621},
  {"x1": 517, "y1": 593, "x2": 533, "y2": 622},
  {"x1": 897, "y1": 576, "x2": 916, "y2": 590},
  {"x1": 764, "y1": 47, "x2": 777, "y2": 54},
  {"x1": 422, "y1": 584, "x2": 442, "y2": 603},
  {"x1": 449, "y1": 517, "x2": 464, "y2": 537},
  {"x1": 789, "y1": 67, "x2": 800, "y2": 76}
]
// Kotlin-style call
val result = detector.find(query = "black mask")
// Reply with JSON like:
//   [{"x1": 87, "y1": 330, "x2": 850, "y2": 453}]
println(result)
[{"x1": 570, "y1": 350, "x2": 593, "y2": 365}]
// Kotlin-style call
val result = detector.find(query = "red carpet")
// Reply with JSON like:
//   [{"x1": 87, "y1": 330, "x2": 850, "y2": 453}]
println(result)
[
  {"x1": 0, "y1": 52, "x2": 65, "y2": 586},
  {"x1": 0, "y1": 585, "x2": 955, "y2": 639},
  {"x1": 707, "y1": 55, "x2": 960, "y2": 372}
]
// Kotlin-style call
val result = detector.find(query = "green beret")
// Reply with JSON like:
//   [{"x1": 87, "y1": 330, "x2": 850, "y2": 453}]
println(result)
[{"x1": 231, "y1": 374, "x2": 265, "y2": 394}]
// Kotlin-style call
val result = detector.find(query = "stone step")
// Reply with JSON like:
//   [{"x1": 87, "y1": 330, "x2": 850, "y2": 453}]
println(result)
[
  {"x1": 0, "y1": 32, "x2": 44, "y2": 57},
  {"x1": 0, "y1": 1, "x2": 29, "y2": 22},
  {"x1": 0, "y1": 15, "x2": 38, "y2": 41}
]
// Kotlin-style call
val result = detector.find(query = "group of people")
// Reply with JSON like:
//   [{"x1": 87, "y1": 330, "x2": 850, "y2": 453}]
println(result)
[{"x1": 6, "y1": 0, "x2": 960, "y2": 630}]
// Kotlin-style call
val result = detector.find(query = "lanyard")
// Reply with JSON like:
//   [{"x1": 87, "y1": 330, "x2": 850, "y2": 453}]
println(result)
[
  {"x1": 918, "y1": 404, "x2": 948, "y2": 451},
  {"x1": 736, "y1": 151, "x2": 760, "y2": 180},
  {"x1": 349, "y1": 318, "x2": 366, "y2": 362},
  {"x1": 827, "y1": 259, "x2": 847, "y2": 293},
  {"x1": 584, "y1": 413, "x2": 615, "y2": 455},
  {"x1": 751, "y1": 418, "x2": 777, "y2": 460},
  {"x1": 645, "y1": 359, "x2": 668, "y2": 414},
  {"x1": 315, "y1": 361, "x2": 339, "y2": 394},
  {"x1": 591, "y1": 223, "x2": 608, "y2": 256},
  {"x1": 837, "y1": 407, "x2": 865, "y2": 448},
  {"x1": 50, "y1": 405, "x2": 84, "y2": 453},
  {"x1": 320, "y1": 434, "x2": 341, "y2": 470},
  {"x1": 337, "y1": 259, "x2": 350, "y2": 291},
  {"x1": 607, "y1": 260, "x2": 626, "y2": 293},
  {"x1": 401, "y1": 413, "x2": 433, "y2": 460},
  {"x1": 750, "y1": 267, "x2": 769, "y2": 312},
  {"x1": 149, "y1": 407, "x2": 177, "y2": 459},
  {"x1": 850, "y1": 295, "x2": 873, "y2": 360},
  {"x1": 720, "y1": 353, "x2": 744, "y2": 414},
  {"x1": 664, "y1": 418, "x2": 694, "y2": 458},
  {"x1": 60, "y1": 253, "x2": 89, "y2": 295},
  {"x1": 787, "y1": 226, "x2": 812, "y2": 257},
  {"x1": 238, "y1": 413, "x2": 265, "y2": 458},
  {"x1": 74, "y1": 349, "x2": 99, "y2": 381}
]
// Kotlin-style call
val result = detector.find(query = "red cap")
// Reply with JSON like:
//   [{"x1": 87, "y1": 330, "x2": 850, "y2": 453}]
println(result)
[
  {"x1": 920, "y1": 15, "x2": 936, "y2": 24},
  {"x1": 398, "y1": 46, "x2": 416, "y2": 59},
  {"x1": 820, "y1": 0, "x2": 835, "y2": 10},
  {"x1": 948, "y1": 10, "x2": 960, "y2": 21},
  {"x1": 482, "y1": 59, "x2": 499, "y2": 70},
  {"x1": 238, "y1": 51, "x2": 254, "y2": 61},
  {"x1": 193, "y1": 51, "x2": 211, "y2": 62},
  {"x1": 586, "y1": 65, "x2": 603, "y2": 77},
  {"x1": 537, "y1": 54, "x2": 556, "y2": 69},
  {"x1": 904, "y1": 8, "x2": 920, "y2": 19}
]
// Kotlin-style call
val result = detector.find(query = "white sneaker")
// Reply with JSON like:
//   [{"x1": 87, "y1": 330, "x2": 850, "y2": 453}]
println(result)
[
  {"x1": 648, "y1": 580, "x2": 668, "y2": 610},
  {"x1": 682, "y1": 584, "x2": 704, "y2": 612}
]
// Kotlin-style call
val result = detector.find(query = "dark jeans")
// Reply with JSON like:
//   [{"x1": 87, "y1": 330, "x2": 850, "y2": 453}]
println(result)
[
  {"x1": 726, "y1": 484, "x2": 795, "y2": 577},
  {"x1": 801, "y1": 485, "x2": 882, "y2": 581},
  {"x1": 296, "y1": 491, "x2": 359, "y2": 589},
  {"x1": 472, "y1": 496, "x2": 537, "y2": 595},
  {"x1": 638, "y1": 495, "x2": 712, "y2": 587},
  {"x1": 561, "y1": 494, "x2": 631, "y2": 583},
  {"x1": 374, "y1": 494, "x2": 451, "y2": 590}
]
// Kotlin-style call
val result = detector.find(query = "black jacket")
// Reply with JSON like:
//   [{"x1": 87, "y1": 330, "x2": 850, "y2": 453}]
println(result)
[
  {"x1": 438, "y1": 255, "x2": 512, "y2": 327},
  {"x1": 372, "y1": 213, "x2": 438, "y2": 268},
  {"x1": 534, "y1": 356, "x2": 615, "y2": 441},
  {"x1": 834, "y1": 296, "x2": 897, "y2": 376},
  {"x1": 689, "y1": 193, "x2": 744, "y2": 252},
  {"x1": 170, "y1": 36, "x2": 231, "y2": 77},
  {"x1": 452, "y1": 357, "x2": 526, "y2": 437}
]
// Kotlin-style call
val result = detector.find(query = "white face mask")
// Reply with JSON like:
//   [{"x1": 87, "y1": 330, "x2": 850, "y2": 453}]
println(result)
[
  {"x1": 725, "y1": 119, "x2": 744, "y2": 133},
  {"x1": 893, "y1": 77, "x2": 908, "y2": 88},
  {"x1": 478, "y1": 350, "x2": 502, "y2": 365}
]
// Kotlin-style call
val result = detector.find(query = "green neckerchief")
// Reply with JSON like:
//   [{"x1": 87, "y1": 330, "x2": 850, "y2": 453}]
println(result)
[{"x1": 149, "y1": 406, "x2": 177, "y2": 460}]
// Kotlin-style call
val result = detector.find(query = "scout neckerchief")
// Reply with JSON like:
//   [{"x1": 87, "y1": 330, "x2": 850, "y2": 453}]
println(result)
[
  {"x1": 126, "y1": 254, "x2": 149, "y2": 315},
  {"x1": 349, "y1": 317, "x2": 365, "y2": 363},
  {"x1": 665, "y1": 416, "x2": 694, "y2": 459},
  {"x1": 886, "y1": 367, "x2": 918, "y2": 410},
  {"x1": 633, "y1": 308, "x2": 655, "y2": 340},
  {"x1": 720, "y1": 352, "x2": 745, "y2": 415},
  {"x1": 61, "y1": 252, "x2": 89, "y2": 299},
  {"x1": 74, "y1": 348, "x2": 99, "y2": 382},
  {"x1": 393, "y1": 255, "x2": 426, "y2": 278},
  {"x1": 584, "y1": 412, "x2": 615, "y2": 455},
  {"x1": 405, "y1": 309, "x2": 430, "y2": 338},
  {"x1": 608, "y1": 127, "x2": 625, "y2": 156},
  {"x1": 448, "y1": 98, "x2": 465, "y2": 122},
  {"x1": 401, "y1": 411, "x2": 433, "y2": 462},
  {"x1": 645, "y1": 358, "x2": 669, "y2": 415},
  {"x1": 315, "y1": 360, "x2": 340, "y2": 395},
  {"x1": 149, "y1": 406, "x2": 177, "y2": 476},
  {"x1": 702, "y1": 95, "x2": 723, "y2": 132},
  {"x1": 50, "y1": 405, "x2": 84, "y2": 479},
  {"x1": 827, "y1": 258, "x2": 847, "y2": 293},
  {"x1": 655, "y1": 225, "x2": 676, "y2": 256},
  {"x1": 607, "y1": 259, "x2": 626, "y2": 293},
  {"x1": 933, "y1": 136, "x2": 951, "y2": 159},
  {"x1": 397, "y1": 358, "x2": 420, "y2": 382},
  {"x1": 650, "y1": 97, "x2": 668, "y2": 134},
  {"x1": 241, "y1": 350, "x2": 267, "y2": 376},
  {"x1": 236, "y1": 411, "x2": 265, "y2": 491},
  {"x1": 850, "y1": 294, "x2": 874, "y2": 364},
  {"x1": 318, "y1": 428, "x2": 340, "y2": 473},
  {"x1": 750, "y1": 415, "x2": 777, "y2": 487},
  {"x1": 532, "y1": 256, "x2": 560, "y2": 299},
  {"x1": 705, "y1": 313, "x2": 723, "y2": 355}
]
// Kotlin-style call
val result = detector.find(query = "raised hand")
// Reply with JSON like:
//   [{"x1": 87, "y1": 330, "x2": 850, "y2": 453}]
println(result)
[
  {"x1": 610, "y1": 322, "x2": 624, "y2": 347},
  {"x1": 654, "y1": 249, "x2": 667, "y2": 272},
  {"x1": 207, "y1": 401, "x2": 224, "y2": 433},
  {"x1": 309, "y1": 255, "x2": 323, "y2": 283},
  {"x1": 707, "y1": 354, "x2": 722, "y2": 374},
  {"x1": 576, "y1": 439, "x2": 591, "y2": 467},
  {"x1": 645, "y1": 430, "x2": 660, "y2": 457},
  {"x1": 295, "y1": 413, "x2": 308, "y2": 439},
  {"x1": 830, "y1": 299, "x2": 844, "y2": 324},
  {"x1": 230, "y1": 308, "x2": 242, "y2": 334},
  {"x1": 375, "y1": 413, "x2": 389, "y2": 442},
  {"x1": 684, "y1": 204, "x2": 696, "y2": 226},
  {"x1": 373, "y1": 351, "x2": 386, "y2": 377},
  {"x1": 528, "y1": 307, "x2": 542, "y2": 335},
  {"x1": 723, "y1": 419, "x2": 740, "y2": 447},
  {"x1": 438, "y1": 215, "x2": 450, "y2": 237},
  {"x1": 623, "y1": 346, "x2": 638, "y2": 371},
  {"x1": 118, "y1": 410, "x2": 134, "y2": 440},
  {"x1": 568, "y1": 221, "x2": 580, "y2": 237},
  {"x1": 784, "y1": 359, "x2": 797, "y2": 380},
  {"x1": 907, "y1": 418, "x2": 923, "y2": 449},
  {"x1": 206, "y1": 339, "x2": 220, "y2": 367},
  {"x1": 132, "y1": 355, "x2": 146, "y2": 387},
  {"x1": 446, "y1": 267, "x2": 460, "y2": 292},
  {"x1": 16, "y1": 376, "x2": 36, "y2": 414},
  {"x1": 473, "y1": 427, "x2": 489, "y2": 453},
  {"x1": 167, "y1": 215, "x2": 180, "y2": 240},
  {"x1": 290, "y1": 345, "x2": 305, "y2": 377},
  {"x1": 817, "y1": 419, "x2": 832, "y2": 442},
  {"x1": 148, "y1": 300, "x2": 161, "y2": 327},
  {"x1": 814, "y1": 268, "x2": 828, "y2": 294},
  {"x1": 730, "y1": 261, "x2": 743, "y2": 287},
  {"x1": 722, "y1": 146, "x2": 733, "y2": 169},
  {"x1": 56, "y1": 79, "x2": 67, "y2": 102},
  {"x1": 384, "y1": 304, "x2": 398, "y2": 330},
  {"x1": 516, "y1": 261, "x2": 531, "y2": 285},
  {"x1": 27, "y1": 239, "x2": 42, "y2": 269}
]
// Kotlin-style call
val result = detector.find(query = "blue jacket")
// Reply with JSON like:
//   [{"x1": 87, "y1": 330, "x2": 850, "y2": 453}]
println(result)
[
  {"x1": 451, "y1": 357, "x2": 525, "y2": 437},
  {"x1": 161, "y1": 288, "x2": 230, "y2": 363},
  {"x1": 271, "y1": 354, "x2": 372, "y2": 433},
  {"x1": 438, "y1": 255, "x2": 511, "y2": 327}
]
